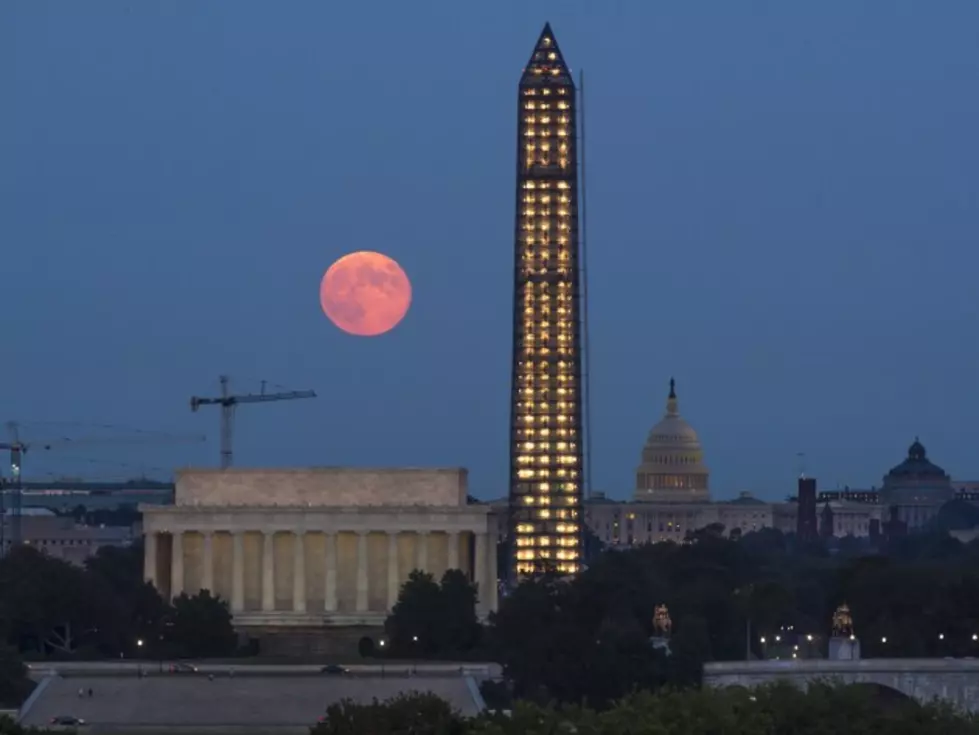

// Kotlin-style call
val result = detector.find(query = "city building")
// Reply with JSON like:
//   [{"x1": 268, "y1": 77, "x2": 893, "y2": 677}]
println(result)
[
  {"x1": 507, "y1": 23, "x2": 585, "y2": 578},
  {"x1": 1, "y1": 508, "x2": 138, "y2": 564},
  {"x1": 635, "y1": 379, "x2": 710, "y2": 504},
  {"x1": 17, "y1": 478, "x2": 174, "y2": 512},
  {"x1": 490, "y1": 380, "x2": 977, "y2": 549},
  {"x1": 581, "y1": 380, "x2": 801, "y2": 545},
  {"x1": 796, "y1": 477, "x2": 817, "y2": 541},
  {"x1": 141, "y1": 467, "x2": 498, "y2": 635}
]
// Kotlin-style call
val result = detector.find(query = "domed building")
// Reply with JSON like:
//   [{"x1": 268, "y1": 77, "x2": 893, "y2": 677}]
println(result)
[
  {"x1": 486, "y1": 389, "x2": 979, "y2": 551},
  {"x1": 880, "y1": 438, "x2": 954, "y2": 529},
  {"x1": 634, "y1": 379, "x2": 710, "y2": 504}
]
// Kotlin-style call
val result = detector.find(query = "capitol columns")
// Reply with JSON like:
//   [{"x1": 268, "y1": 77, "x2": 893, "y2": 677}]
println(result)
[
  {"x1": 143, "y1": 532, "x2": 157, "y2": 588},
  {"x1": 170, "y1": 531, "x2": 184, "y2": 599},
  {"x1": 293, "y1": 531, "x2": 307, "y2": 614},
  {"x1": 474, "y1": 531, "x2": 488, "y2": 615},
  {"x1": 416, "y1": 531, "x2": 429, "y2": 572},
  {"x1": 261, "y1": 531, "x2": 275, "y2": 612},
  {"x1": 231, "y1": 532, "x2": 245, "y2": 613},
  {"x1": 447, "y1": 531, "x2": 460, "y2": 571},
  {"x1": 202, "y1": 532, "x2": 214, "y2": 593},
  {"x1": 324, "y1": 532, "x2": 338, "y2": 613},
  {"x1": 387, "y1": 532, "x2": 400, "y2": 611},
  {"x1": 355, "y1": 531, "x2": 369, "y2": 613}
]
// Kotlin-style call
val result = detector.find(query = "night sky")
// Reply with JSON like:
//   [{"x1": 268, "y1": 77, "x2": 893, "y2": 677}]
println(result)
[{"x1": 4, "y1": 2, "x2": 978, "y2": 499}]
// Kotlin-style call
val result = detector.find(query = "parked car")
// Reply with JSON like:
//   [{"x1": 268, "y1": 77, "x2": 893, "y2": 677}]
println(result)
[
  {"x1": 320, "y1": 664, "x2": 348, "y2": 675},
  {"x1": 50, "y1": 715, "x2": 85, "y2": 727},
  {"x1": 169, "y1": 662, "x2": 200, "y2": 673}
]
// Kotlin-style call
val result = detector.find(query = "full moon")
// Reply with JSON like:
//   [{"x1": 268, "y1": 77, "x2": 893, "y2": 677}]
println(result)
[{"x1": 319, "y1": 251, "x2": 412, "y2": 337}]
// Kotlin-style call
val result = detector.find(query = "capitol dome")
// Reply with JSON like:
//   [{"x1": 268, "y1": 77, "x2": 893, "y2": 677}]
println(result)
[{"x1": 634, "y1": 378, "x2": 710, "y2": 504}]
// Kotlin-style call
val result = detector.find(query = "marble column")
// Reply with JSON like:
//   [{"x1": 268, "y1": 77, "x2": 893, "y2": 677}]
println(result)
[
  {"x1": 487, "y1": 534, "x2": 499, "y2": 613},
  {"x1": 261, "y1": 531, "x2": 275, "y2": 612},
  {"x1": 202, "y1": 532, "x2": 214, "y2": 593},
  {"x1": 293, "y1": 532, "x2": 306, "y2": 613},
  {"x1": 416, "y1": 532, "x2": 428, "y2": 572},
  {"x1": 386, "y1": 532, "x2": 399, "y2": 611},
  {"x1": 324, "y1": 532, "x2": 337, "y2": 613},
  {"x1": 474, "y1": 532, "x2": 488, "y2": 615},
  {"x1": 143, "y1": 532, "x2": 157, "y2": 587},
  {"x1": 231, "y1": 532, "x2": 245, "y2": 613},
  {"x1": 447, "y1": 531, "x2": 460, "y2": 571},
  {"x1": 170, "y1": 531, "x2": 184, "y2": 599},
  {"x1": 355, "y1": 532, "x2": 369, "y2": 613}
]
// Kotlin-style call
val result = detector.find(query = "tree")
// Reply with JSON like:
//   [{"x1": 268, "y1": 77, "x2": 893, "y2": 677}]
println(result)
[
  {"x1": 467, "y1": 683, "x2": 979, "y2": 735},
  {"x1": 310, "y1": 692, "x2": 465, "y2": 735},
  {"x1": 168, "y1": 591, "x2": 236, "y2": 658},
  {"x1": 357, "y1": 636, "x2": 375, "y2": 658},
  {"x1": 385, "y1": 571, "x2": 443, "y2": 656},
  {"x1": 85, "y1": 542, "x2": 144, "y2": 595},
  {"x1": 0, "y1": 647, "x2": 33, "y2": 708},
  {"x1": 0, "y1": 715, "x2": 38, "y2": 735},
  {"x1": 667, "y1": 614, "x2": 711, "y2": 687},
  {"x1": 0, "y1": 546, "x2": 100, "y2": 654},
  {"x1": 384, "y1": 570, "x2": 481, "y2": 657},
  {"x1": 84, "y1": 541, "x2": 170, "y2": 656},
  {"x1": 438, "y1": 570, "x2": 481, "y2": 653}
]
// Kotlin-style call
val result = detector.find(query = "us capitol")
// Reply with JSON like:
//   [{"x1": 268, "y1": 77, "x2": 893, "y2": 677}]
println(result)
[{"x1": 490, "y1": 379, "x2": 979, "y2": 548}]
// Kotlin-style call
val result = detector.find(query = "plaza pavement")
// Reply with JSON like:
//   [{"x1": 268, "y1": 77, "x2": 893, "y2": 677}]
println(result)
[{"x1": 21, "y1": 672, "x2": 485, "y2": 732}]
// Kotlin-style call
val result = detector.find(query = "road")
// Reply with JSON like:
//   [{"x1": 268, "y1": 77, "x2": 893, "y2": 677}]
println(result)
[{"x1": 27, "y1": 660, "x2": 502, "y2": 678}]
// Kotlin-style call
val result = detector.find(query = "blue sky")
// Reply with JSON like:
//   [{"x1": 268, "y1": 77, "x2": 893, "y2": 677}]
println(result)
[{"x1": 3, "y1": 2, "x2": 978, "y2": 499}]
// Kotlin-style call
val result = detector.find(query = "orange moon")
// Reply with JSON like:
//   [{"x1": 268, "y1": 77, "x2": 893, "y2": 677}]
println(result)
[{"x1": 319, "y1": 251, "x2": 412, "y2": 337}]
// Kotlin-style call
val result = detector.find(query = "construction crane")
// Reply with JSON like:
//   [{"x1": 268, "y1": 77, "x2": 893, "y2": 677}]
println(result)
[
  {"x1": 190, "y1": 375, "x2": 316, "y2": 470},
  {"x1": 0, "y1": 421, "x2": 205, "y2": 554}
]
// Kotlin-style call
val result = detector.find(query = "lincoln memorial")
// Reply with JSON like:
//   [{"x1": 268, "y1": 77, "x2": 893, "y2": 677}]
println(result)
[{"x1": 140, "y1": 467, "x2": 498, "y2": 631}]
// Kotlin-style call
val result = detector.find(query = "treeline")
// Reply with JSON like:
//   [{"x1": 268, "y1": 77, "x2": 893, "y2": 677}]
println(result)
[
  {"x1": 0, "y1": 543, "x2": 237, "y2": 706},
  {"x1": 309, "y1": 684, "x2": 979, "y2": 735},
  {"x1": 384, "y1": 527, "x2": 979, "y2": 708}
]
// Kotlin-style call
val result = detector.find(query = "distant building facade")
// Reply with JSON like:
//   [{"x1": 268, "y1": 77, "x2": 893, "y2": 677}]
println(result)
[
  {"x1": 1, "y1": 509, "x2": 137, "y2": 564},
  {"x1": 18, "y1": 479, "x2": 173, "y2": 512},
  {"x1": 489, "y1": 381, "x2": 975, "y2": 550}
]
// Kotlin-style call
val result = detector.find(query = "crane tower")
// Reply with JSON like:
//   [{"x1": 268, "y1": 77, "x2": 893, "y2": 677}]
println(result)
[{"x1": 190, "y1": 375, "x2": 316, "y2": 469}]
